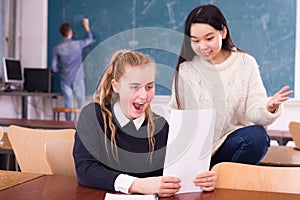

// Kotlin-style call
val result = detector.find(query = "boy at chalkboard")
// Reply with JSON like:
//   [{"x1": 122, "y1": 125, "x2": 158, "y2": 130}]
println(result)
[
  {"x1": 169, "y1": 4, "x2": 293, "y2": 167},
  {"x1": 51, "y1": 18, "x2": 95, "y2": 121}
]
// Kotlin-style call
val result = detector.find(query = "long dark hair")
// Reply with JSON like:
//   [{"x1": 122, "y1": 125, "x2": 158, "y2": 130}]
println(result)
[{"x1": 174, "y1": 4, "x2": 240, "y2": 108}]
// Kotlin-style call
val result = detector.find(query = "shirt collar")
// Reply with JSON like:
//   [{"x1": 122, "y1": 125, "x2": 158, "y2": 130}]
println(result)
[
  {"x1": 113, "y1": 102, "x2": 145, "y2": 130},
  {"x1": 62, "y1": 38, "x2": 71, "y2": 42}
]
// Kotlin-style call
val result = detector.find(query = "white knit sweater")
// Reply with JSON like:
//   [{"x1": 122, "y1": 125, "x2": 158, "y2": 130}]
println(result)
[{"x1": 169, "y1": 51, "x2": 281, "y2": 154}]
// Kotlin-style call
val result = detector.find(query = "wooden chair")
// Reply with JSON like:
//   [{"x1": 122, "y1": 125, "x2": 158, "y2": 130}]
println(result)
[
  {"x1": 45, "y1": 140, "x2": 76, "y2": 176},
  {"x1": 0, "y1": 127, "x2": 18, "y2": 170},
  {"x1": 289, "y1": 121, "x2": 300, "y2": 147},
  {"x1": 7, "y1": 125, "x2": 75, "y2": 174},
  {"x1": 0, "y1": 126, "x2": 3, "y2": 141},
  {"x1": 52, "y1": 107, "x2": 81, "y2": 121},
  {"x1": 211, "y1": 162, "x2": 300, "y2": 194}
]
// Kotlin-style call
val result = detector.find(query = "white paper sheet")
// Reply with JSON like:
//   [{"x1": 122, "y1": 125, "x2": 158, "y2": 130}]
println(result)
[
  {"x1": 104, "y1": 193, "x2": 158, "y2": 200},
  {"x1": 163, "y1": 109, "x2": 215, "y2": 194}
]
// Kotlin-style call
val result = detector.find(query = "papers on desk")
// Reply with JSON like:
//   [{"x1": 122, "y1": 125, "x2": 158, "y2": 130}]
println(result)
[
  {"x1": 104, "y1": 193, "x2": 158, "y2": 200},
  {"x1": 163, "y1": 109, "x2": 215, "y2": 194}
]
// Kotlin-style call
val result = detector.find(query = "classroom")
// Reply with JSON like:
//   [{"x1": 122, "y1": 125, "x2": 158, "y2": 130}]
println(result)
[
  {"x1": 0, "y1": 0, "x2": 298, "y2": 127},
  {"x1": 0, "y1": 0, "x2": 300, "y2": 199}
]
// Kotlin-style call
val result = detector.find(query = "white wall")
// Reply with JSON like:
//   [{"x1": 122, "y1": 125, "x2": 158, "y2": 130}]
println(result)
[
  {"x1": 295, "y1": 0, "x2": 300, "y2": 99},
  {"x1": 0, "y1": 0, "x2": 51, "y2": 119},
  {"x1": 19, "y1": 0, "x2": 48, "y2": 68},
  {"x1": 0, "y1": 95, "x2": 63, "y2": 119}
]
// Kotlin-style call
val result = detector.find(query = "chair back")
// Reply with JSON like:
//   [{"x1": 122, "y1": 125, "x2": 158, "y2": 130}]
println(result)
[
  {"x1": 211, "y1": 162, "x2": 300, "y2": 194},
  {"x1": 289, "y1": 121, "x2": 300, "y2": 147},
  {"x1": 0, "y1": 126, "x2": 3, "y2": 141},
  {"x1": 45, "y1": 140, "x2": 76, "y2": 176},
  {"x1": 7, "y1": 125, "x2": 75, "y2": 174}
]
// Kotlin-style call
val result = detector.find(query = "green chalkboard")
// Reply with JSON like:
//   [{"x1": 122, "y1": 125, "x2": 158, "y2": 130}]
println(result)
[{"x1": 48, "y1": 0, "x2": 296, "y2": 96}]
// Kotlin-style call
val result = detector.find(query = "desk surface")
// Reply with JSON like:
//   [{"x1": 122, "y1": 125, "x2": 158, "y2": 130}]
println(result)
[
  {"x1": 0, "y1": 170, "x2": 43, "y2": 191},
  {"x1": 0, "y1": 175, "x2": 299, "y2": 200},
  {"x1": 0, "y1": 91, "x2": 60, "y2": 97},
  {"x1": 0, "y1": 118, "x2": 75, "y2": 129},
  {"x1": 260, "y1": 146, "x2": 300, "y2": 167}
]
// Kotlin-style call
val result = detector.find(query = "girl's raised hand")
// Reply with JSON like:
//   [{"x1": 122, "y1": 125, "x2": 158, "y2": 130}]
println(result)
[{"x1": 267, "y1": 85, "x2": 293, "y2": 113}]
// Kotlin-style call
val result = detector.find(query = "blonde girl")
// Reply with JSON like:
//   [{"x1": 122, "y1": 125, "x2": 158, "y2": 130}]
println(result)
[{"x1": 74, "y1": 50, "x2": 217, "y2": 197}]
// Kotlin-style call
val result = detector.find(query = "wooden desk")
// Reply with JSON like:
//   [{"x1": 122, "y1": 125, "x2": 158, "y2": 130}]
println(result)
[
  {"x1": 267, "y1": 130, "x2": 292, "y2": 145},
  {"x1": 0, "y1": 91, "x2": 61, "y2": 119},
  {"x1": 0, "y1": 118, "x2": 75, "y2": 129},
  {"x1": 0, "y1": 175, "x2": 299, "y2": 200},
  {"x1": 0, "y1": 170, "x2": 43, "y2": 191},
  {"x1": 260, "y1": 146, "x2": 300, "y2": 167}
]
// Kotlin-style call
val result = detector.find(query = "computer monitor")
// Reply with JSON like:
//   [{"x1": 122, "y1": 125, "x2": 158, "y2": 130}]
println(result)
[
  {"x1": 24, "y1": 68, "x2": 52, "y2": 93},
  {"x1": 2, "y1": 57, "x2": 24, "y2": 91}
]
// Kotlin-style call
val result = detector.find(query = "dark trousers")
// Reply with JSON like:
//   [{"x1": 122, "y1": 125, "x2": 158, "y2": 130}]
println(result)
[{"x1": 210, "y1": 125, "x2": 270, "y2": 168}]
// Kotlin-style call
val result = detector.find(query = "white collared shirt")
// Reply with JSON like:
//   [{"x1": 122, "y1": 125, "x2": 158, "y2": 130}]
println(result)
[
  {"x1": 113, "y1": 102, "x2": 145, "y2": 193},
  {"x1": 113, "y1": 102, "x2": 145, "y2": 131}
]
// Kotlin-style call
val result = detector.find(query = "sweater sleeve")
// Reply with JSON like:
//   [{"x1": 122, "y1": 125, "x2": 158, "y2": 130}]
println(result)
[
  {"x1": 73, "y1": 103, "x2": 121, "y2": 191},
  {"x1": 244, "y1": 55, "x2": 281, "y2": 125},
  {"x1": 73, "y1": 133, "x2": 120, "y2": 191}
]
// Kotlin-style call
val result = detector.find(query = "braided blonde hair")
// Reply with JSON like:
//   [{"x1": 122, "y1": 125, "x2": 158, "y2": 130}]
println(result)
[{"x1": 94, "y1": 50, "x2": 156, "y2": 161}]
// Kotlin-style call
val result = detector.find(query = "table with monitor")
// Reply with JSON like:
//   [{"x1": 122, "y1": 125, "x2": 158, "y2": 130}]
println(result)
[
  {"x1": 0, "y1": 91, "x2": 61, "y2": 119},
  {"x1": 1, "y1": 57, "x2": 59, "y2": 119}
]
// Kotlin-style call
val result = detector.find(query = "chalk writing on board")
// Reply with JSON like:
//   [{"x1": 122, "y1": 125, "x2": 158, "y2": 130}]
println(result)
[{"x1": 48, "y1": 0, "x2": 296, "y2": 96}]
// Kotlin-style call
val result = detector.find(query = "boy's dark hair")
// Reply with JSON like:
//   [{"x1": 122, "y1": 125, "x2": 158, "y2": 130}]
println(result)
[{"x1": 59, "y1": 23, "x2": 71, "y2": 37}]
